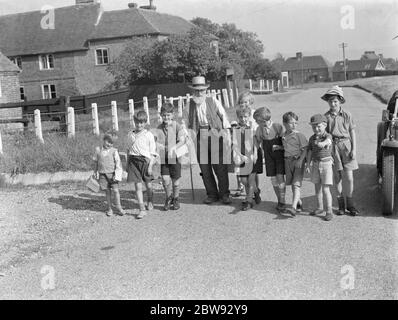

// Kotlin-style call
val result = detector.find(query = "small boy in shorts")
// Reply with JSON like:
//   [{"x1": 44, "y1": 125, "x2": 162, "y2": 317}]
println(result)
[
  {"x1": 155, "y1": 102, "x2": 186, "y2": 211},
  {"x1": 322, "y1": 86, "x2": 359, "y2": 216},
  {"x1": 127, "y1": 111, "x2": 158, "y2": 219},
  {"x1": 306, "y1": 114, "x2": 334, "y2": 221},
  {"x1": 234, "y1": 91, "x2": 261, "y2": 201},
  {"x1": 232, "y1": 105, "x2": 263, "y2": 211},
  {"x1": 282, "y1": 112, "x2": 308, "y2": 216},
  {"x1": 254, "y1": 106, "x2": 286, "y2": 213},
  {"x1": 93, "y1": 133, "x2": 125, "y2": 217}
]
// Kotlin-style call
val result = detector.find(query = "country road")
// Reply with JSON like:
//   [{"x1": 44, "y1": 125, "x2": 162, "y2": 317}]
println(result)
[{"x1": 0, "y1": 87, "x2": 397, "y2": 300}]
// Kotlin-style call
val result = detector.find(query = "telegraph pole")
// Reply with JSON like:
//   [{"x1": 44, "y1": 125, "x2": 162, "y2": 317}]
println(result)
[{"x1": 339, "y1": 42, "x2": 348, "y2": 81}]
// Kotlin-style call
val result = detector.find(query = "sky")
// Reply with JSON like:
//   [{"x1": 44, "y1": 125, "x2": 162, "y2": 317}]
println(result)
[{"x1": 0, "y1": 0, "x2": 397, "y2": 63}]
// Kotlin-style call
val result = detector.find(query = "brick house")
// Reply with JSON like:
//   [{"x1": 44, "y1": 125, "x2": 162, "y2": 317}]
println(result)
[
  {"x1": 0, "y1": 0, "x2": 195, "y2": 101},
  {"x1": 281, "y1": 53, "x2": 330, "y2": 87},
  {"x1": 0, "y1": 51, "x2": 22, "y2": 125},
  {"x1": 332, "y1": 58, "x2": 386, "y2": 81}
]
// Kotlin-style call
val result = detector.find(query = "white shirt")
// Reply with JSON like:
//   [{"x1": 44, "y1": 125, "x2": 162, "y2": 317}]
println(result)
[{"x1": 128, "y1": 129, "x2": 158, "y2": 160}]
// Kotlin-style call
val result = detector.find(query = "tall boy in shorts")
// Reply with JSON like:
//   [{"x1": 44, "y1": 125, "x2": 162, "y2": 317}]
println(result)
[{"x1": 322, "y1": 86, "x2": 359, "y2": 216}]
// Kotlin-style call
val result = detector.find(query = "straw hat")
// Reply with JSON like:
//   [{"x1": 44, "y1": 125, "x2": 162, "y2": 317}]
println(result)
[
  {"x1": 321, "y1": 85, "x2": 345, "y2": 103},
  {"x1": 188, "y1": 76, "x2": 210, "y2": 90}
]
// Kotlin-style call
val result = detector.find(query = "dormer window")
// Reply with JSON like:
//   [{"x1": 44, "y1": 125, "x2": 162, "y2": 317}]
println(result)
[
  {"x1": 39, "y1": 54, "x2": 54, "y2": 70},
  {"x1": 9, "y1": 56, "x2": 22, "y2": 69},
  {"x1": 95, "y1": 48, "x2": 109, "y2": 65}
]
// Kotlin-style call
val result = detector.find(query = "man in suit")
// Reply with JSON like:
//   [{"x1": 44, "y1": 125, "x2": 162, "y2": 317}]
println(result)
[{"x1": 187, "y1": 76, "x2": 232, "y2": 204}]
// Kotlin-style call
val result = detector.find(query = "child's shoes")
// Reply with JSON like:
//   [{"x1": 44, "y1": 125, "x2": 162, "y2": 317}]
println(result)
[
  {"x1": 106, "y1": 209, "x2": 114, "y2": 217},
  {"x1": 286, "y1": 207, "x2": 297, "y2": 217},
  {"x1": 172, "y1": 197, "x2": 180, "y2": 210},
  {"x1": 163, "y1": 196, "x2": 173, "y2": 211},
  {"x1": 146, "y1": 202, "x2": 154, "y2": 211},
  {"x1": 324, "y1": 210, "x2": 333, "y2": 221},
  {"x1": 276, "y1": 202, "x2": 287, "y2": 213},
  {"x1": 137, "y1": 210, "x2": 147, "y2": 219},
  {"x1": 241, "y1": 201, "x2": 253, "y2": 211},
  {"x1": 253, "y1": 188, "x2": 261, "y2": 204},
  {"x1": 310, "y1": 208, "x2": 324, "y2": 216},
  {"x1": 115, "y1": 207, "x2": 126, "y2": 216}
]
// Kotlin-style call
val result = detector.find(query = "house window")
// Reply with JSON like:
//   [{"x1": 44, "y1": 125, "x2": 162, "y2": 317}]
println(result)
[
  {"x1": 39, "y1": 54, "x2": 54, "y2": 70},
  {"x1": 41, "y1": 84, "x2": 57, "y2": 99},
  {"x1": 20, "y1": 87, "x2": 25, "y2": 101},
  {"x1": 9, "y1": 56, "x2": 22, "y2": 69},
  {"x1": 95, "y1": 48, "x2": 109, "y2": 65}
]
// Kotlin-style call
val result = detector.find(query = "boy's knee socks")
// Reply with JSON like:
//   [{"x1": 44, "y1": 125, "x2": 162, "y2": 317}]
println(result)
[
  {"x1": 164, "y1": 181, "x2": 172, "y2": 198},
  {"x1": 146, "y1": 189, "x2": 154, "y2": 203},
  {"x1": 278, "y1": 183, "x2": 286, "y2": 204},
  {"x1": 173, "y1": 184, "x2": 180, "y2": 198}
]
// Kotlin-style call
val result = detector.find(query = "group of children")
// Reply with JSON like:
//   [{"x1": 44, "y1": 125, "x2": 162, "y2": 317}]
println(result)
[{"x1": 93, "y1": 85, "x2": 359, "y2": 222}]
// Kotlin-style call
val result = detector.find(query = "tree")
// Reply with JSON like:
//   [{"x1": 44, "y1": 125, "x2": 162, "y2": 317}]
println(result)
[{"x1": 270, "y1": 53, "x2": 286, "y2": 78}]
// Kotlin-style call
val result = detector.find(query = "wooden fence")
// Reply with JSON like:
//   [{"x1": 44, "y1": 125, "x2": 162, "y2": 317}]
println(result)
[{"x1": 0, "y1": 89, "x2": 232, "y2": 153}]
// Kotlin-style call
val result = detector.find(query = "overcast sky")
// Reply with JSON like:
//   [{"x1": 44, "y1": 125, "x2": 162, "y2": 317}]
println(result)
[{"x1": 1, "y1": 0, "x2": 397, "y2": 62}]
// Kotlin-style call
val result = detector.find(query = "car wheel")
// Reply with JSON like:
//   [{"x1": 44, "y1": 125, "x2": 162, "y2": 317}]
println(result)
[{"x1": 382, "y1": 149, "x2": 396, "y2": 215}]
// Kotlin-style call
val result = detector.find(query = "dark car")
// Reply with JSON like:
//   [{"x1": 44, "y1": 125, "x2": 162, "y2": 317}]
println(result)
[{"x1": 377, "y1": 90, "x2": 398, "y2": 215}]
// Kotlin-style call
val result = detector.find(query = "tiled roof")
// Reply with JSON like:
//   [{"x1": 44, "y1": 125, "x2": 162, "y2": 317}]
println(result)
[
  {"x1": 282, "y1": 55, "x2": 328, "y2": 71},
  {"x1": 0, "y1": 4, "x2": 101, "y2": 56},
  {"x1": 90, "y1": 8, "x2": 195, "y2": 40},
  {"x1": 333, "y1": 59, "x2": 381, "y2": 72},
  {"x1": 0, "y1": 51, "x2": 20, "y2": 72},
  {"x1": 0, "y1": 4, "x2": 194, "y2": 56}
]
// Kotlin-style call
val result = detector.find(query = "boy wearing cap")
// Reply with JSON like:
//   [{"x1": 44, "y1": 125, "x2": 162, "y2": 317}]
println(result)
[
  {"x1": 306, "y1": 114, "x2": 334, "y2": 221},
  {"x1": 322, "y1": 85, "x2": 359, "y2": 216}
]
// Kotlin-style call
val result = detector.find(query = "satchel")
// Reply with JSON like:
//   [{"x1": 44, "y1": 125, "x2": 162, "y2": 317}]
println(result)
[{"x1": 86, "y1": 175, "x2": 100, "y2": 193}]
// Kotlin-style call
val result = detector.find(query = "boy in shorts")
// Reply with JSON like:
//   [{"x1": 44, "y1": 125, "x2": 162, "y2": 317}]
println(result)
[
  {"x1": 127, "y1": 111, "x2": 158, "y2": 219},
  {"x1": 282, "y1": 112, "x2": 308, "y2": 216},
  {"x1": 155, "y1": 102, "x2": 186, "y2": 211},
  {"x1": 93, "y1": 133, "x2": 125, "y2": 217},
  {"x1": 254, "y1": 107, "x2": 286, "y2": 212},
  {"x1": 306, "y1": 114, "x2": 334, "y2": 221},
  {"x1": 232, "y1": 105, "x2": 263, "y2": 211},
  {"x1": 322, "y1": 86, "x2": 359, "y2": 216}
]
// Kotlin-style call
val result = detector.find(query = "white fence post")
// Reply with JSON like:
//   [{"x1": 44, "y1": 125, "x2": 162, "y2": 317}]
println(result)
[
  {"x1": 249, "y1": 79, "x2": 253, "y2": 91},
  {"x1": 266, "y1": 80, "x2": 270, "y2": 91},
  {"x1": 235, "y1": 86, "x2": 239, "y2": 103},
  {"x1": 271, "y1": 80, "x2": 274, "y2": 92},
  {"x1": 34, "y1": 109, "x2": 44, "y2": 143},
  {"x1": 157, "y1": 94, "x2": 162, "y2": 123},
  {"x1": 216, "y1": 90, "x2": 221, "y2": 103},
  {"x1": 229, "y1": 88, "x2": 234, "y2": 107},
  {"x1": 91, "y1": 103, "x2": 99, "y2": 136},
  {"x1": 67, "y1": 107, "x2": 75, "y2": 138},
  {"x1": 0, "y1": 131, "x2": 3, "y2": 155},
  {"x1": 128, "y1": 99, "x2": 135, "y2": 129},
  {"x1": 260, "y1": 80, "x2": 263, "y2": 91},
  {"x1": 222, "y1": 89, "x2": 230, "y2": 109},
  {"x1": 143, "y1": 96, "x2": 150, "y2": 125},
  {"x1": 111, "y1": 101, "x2": 119, "y2": 132},
  {"x1": 178, "y1": 96, "x2": 183, "y2": 118},
  {"x1": 277, "y1": 80, "x2": 281, "y2": 92},
  {"x1": 185, "y1": 94, "x2": 191, "y2": 109}
]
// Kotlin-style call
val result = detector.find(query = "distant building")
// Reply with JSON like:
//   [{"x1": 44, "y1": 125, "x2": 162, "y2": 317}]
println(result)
[
  {"x1": 0, "y1": 51, "x2": 21, "y2": 104},
  {"x1": 0, "y1": 51, "x2": 22, "y2": 124},
  {"x1": 0, "y1": 0, "x2": 195, "y2": 101},
  {"x1": 281, "y1": 53, "x2": 329, "y2": 86},
  {"x1": 332, "y1": 58, "x2": 386, "y2": 81}
]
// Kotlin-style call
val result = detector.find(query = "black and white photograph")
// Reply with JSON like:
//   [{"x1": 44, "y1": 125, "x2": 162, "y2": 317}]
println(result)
[{"x1": 0, "y1": 0, "x2": 397, "y2": 302}]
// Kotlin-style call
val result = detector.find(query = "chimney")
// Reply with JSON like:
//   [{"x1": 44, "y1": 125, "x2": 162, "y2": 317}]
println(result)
[
  {"x1": 379, "y1": 54, "x2": 384, "y2": 59},
  {"x1": 76, "y1": 0, "x2": 96, "y2": 4},
  {"x1": 296, "y1": 52, "x2": 302, "y2": 59},
  {"x1": 140, "y1": 0, "x2": 156, "y2": 10},
  {"x1": 128, "y1": 2, "x2": 138, "y2": 8}
]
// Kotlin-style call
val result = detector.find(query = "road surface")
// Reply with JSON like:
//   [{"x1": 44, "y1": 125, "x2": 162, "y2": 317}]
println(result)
[{"x1": 0, "y1": 87, "x2": 397, "y2": 299}]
